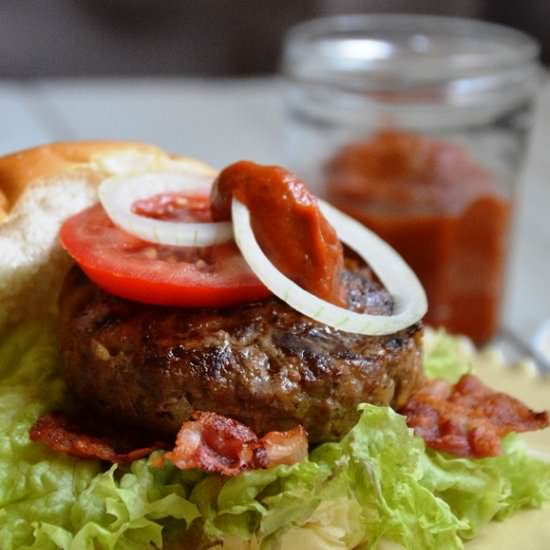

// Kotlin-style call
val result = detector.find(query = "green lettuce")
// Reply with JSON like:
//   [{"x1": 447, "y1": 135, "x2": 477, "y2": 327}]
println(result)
[
  {"x1": 422, "y1": 329, "x2": 472, "y2": 382},
  {"x1": 0, "y1": 320, "x2": 549, "y2": 550},
  {"x1": 0, "y1": 321, "x2": 198, "y2": 550},
  {"x1": 422, "y1": 435, "x2": 550, "y2": 540},
  {"x1": 309, "y1": 404, "x2": 466, "y2": 550}
]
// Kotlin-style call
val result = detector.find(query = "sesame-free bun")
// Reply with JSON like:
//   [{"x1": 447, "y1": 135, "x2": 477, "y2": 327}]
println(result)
[{"x1": 0, "y1": 141, "x2": 216, "y2": 331}]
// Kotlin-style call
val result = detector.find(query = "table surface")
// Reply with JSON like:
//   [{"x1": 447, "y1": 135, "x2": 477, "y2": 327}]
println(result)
[{"x1": 2, "y1": 77, "x2": 549, "y2": 352}]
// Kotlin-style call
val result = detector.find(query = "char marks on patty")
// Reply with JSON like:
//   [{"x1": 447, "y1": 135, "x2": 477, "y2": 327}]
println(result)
[{"x1": 59, "y1": 265, "x2": 422, "y2": 443}]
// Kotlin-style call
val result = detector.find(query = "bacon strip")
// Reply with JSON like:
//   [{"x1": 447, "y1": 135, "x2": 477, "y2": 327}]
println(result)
[
  {"x1": 30, "y1": 412, "x2": 164, "y2": 464},
  {"x1": 400, "y1": 374, "x2": 549, "y2": 458},
  {"x1": 160, "y1": 411, "x2": 308, "y2": 476}
]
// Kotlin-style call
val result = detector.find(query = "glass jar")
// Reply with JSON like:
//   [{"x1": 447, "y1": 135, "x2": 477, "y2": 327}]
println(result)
[{"x1": 282, "y1": 14, "x2": 541, "y2": 344}]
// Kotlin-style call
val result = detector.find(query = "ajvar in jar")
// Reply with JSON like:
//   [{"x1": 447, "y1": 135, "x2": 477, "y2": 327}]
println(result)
[{"x1": 326, "y1": 129, "x2": 512, "y2": 344}]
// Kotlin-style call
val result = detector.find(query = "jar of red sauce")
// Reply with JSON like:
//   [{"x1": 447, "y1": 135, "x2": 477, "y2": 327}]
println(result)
[{"x1": 282, "y1": 15, "x2": 541, "y2": 344}]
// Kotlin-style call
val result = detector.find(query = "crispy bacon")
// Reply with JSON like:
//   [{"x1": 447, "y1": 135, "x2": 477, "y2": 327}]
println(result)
[
  {"x1": 254, "y1": 426, "x2": 309, "y2": 469},
  {"x1": 401, "y1": 374, "x2": 549, "y2": 458},
  {"x1": 30, "y1": 412, "x2": 164, "y2": 464},
  {"x1": 160, "y1": 411, "x2": 308, "y2": 476}
]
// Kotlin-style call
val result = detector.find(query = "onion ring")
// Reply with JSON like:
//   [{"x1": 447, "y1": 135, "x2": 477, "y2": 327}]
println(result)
[
  {"x1": 231, "y1": 197, "x2": 427, "y2": 335},
  {"x1": 99, "y1": 171, "x2": 233, "y2": 246}
]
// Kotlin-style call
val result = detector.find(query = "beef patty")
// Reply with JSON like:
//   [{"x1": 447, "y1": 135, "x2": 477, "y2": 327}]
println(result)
[{"x1": 58, "y1": 266, "x2": 423, "y2": 443}]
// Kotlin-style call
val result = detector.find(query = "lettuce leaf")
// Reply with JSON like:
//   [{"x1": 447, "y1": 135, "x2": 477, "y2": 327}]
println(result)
[
  {"x1": 310, "y1": 405, "x2": 466, "y2": 550},
  {"x1": 422, "y1": 435, "x2": 550, "y2": 540},
  {"x1": 190, "y1": 459, "x2": 332, "y2": 545},
  {"x1": 1, "y1": 320, "x2": 549, "y2": 550},
  {"x1": 422, "y1": 329, "x2": 472, "y2": 382},
  {"x1": 0, "y1": 321, "x2": 198, "y2": 550}
]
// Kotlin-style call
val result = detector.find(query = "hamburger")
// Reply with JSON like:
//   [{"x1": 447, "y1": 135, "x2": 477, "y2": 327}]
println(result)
[{"x1": 0, "y1": 141, "x2": 549, "y2": 550}]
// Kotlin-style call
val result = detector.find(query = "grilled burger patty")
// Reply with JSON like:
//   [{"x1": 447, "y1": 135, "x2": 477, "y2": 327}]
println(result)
[{"x1": 59, "y1": 266, "x2": 422, "y2": 443}]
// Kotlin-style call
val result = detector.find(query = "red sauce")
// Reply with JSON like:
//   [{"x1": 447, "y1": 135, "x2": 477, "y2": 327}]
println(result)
[
  {"x1": 326, "y1": 129, "x2": 512, "y2": 343},
  {"x1": 211, "y1": 161, "x2": 346, "y2": 306}
]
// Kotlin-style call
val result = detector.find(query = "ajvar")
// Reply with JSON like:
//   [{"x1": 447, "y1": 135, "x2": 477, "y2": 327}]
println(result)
[
  {"x1": 326, "y1": 129, "x2": 511, "y2": 343},
  {"x1": 211, "y1": 161, "x2": 346, "y2": 306}
]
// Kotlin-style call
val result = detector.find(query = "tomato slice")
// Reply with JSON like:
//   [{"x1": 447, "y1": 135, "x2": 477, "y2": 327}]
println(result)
[{"x1": 59, "y1": 197, "x2": 271, "y2": 307}]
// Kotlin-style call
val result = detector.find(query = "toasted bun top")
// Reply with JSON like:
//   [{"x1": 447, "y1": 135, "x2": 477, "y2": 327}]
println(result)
[
  {"x1": 0, "y1": 141, "x2": 215, "y2": 217},
  {"x1": 0, "y1": 140, "x2": 216, "y2": 330}
]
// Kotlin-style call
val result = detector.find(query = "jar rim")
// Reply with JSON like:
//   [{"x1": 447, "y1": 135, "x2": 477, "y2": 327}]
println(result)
[{"x1": 283, "y1": 14, "x2": 540, "y2": 93}]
